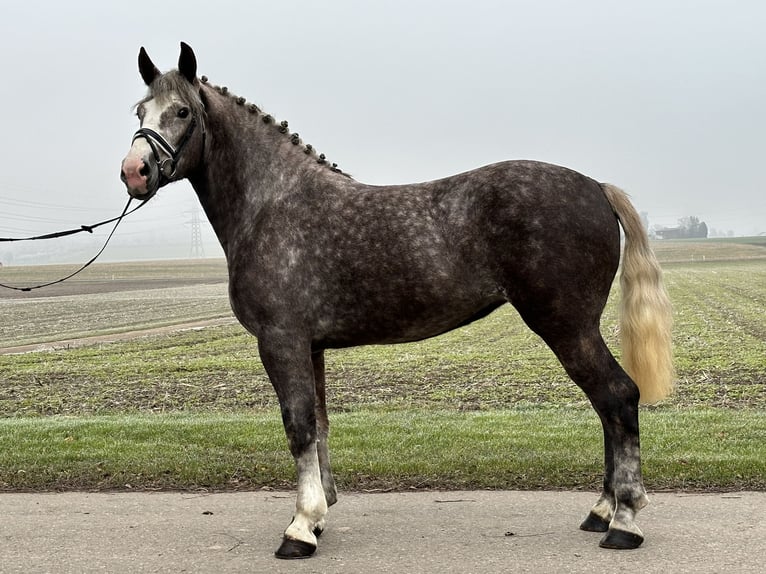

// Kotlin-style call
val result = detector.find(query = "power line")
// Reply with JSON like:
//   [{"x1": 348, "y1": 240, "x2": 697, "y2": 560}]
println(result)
[{"x1": 0, "y1": 195, "x2": 111, "y2": 213}]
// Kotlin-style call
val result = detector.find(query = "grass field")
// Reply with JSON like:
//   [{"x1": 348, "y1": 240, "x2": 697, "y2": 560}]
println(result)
[
  {"x1": 651, "y1": 235, "x2": 766, "y2": 263},
  {"x1": 0, "y1": 238, "x2": 764, "y2": 491},
  {"x1": 1, "y1": 409, "x2": 763, "y2": 492}
]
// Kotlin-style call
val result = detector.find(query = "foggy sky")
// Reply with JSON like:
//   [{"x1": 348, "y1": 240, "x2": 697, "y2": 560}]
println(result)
[{"x1": 0, "y1": 0, "x2": 764, "y2": 264}]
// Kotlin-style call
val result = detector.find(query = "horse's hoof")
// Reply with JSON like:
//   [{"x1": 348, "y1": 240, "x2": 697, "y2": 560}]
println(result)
[
  {"x1": 599, "y1": 528, "x2": 644, "y2": 549},
  {"x1": 579, "y1": 511, "x2": 610, "y2": 533},
  {"x1": 275, "y1": 537, "x2": 317, "y2": 559}
]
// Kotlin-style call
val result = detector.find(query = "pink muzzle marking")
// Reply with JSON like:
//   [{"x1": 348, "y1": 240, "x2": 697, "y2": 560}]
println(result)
[{"x1": 121, "y1": 155, "x2": 148, "y2": 195}]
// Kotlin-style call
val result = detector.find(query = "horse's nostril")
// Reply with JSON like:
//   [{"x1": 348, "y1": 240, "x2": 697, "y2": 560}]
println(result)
[{"x1": 139, "y1": 162, "x2": 150, "y2": 177}]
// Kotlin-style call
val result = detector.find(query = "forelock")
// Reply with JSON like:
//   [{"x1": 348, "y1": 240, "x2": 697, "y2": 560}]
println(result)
[{"x1": 135, "y1": 70, "x2": 205, "y2": 115}]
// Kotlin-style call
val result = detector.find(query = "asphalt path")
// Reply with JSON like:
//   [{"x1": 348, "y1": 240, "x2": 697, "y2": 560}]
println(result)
[{"x1": 1, "y1": 490, "x2": 763, "y2": 573}]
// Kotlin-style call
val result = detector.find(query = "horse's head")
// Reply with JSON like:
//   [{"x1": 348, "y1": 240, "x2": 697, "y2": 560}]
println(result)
[{"x1": 121, "y1": 42, "x2": 205, "y2": 200}]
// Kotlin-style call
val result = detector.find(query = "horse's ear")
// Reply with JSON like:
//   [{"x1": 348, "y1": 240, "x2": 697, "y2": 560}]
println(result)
[
  {"x1": 178, "y1": 42, "x2": 197, "y2": 83},
  {"x1": 138, "y1": 47, "x2": 160, "y2": 86}
]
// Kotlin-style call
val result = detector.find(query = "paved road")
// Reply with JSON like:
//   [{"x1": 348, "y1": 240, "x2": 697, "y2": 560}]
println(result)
[{"x1": 1, "y1": 490, "x2": 763, "y2": 573}]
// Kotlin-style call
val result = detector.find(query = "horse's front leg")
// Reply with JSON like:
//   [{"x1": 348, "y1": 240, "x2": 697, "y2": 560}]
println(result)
[
  {"x1": 313, "y1": 349, "x2": 338, "y2": 510},
  {"x1": 259, "y1": 336, "x2": 327, "y2": 559}
]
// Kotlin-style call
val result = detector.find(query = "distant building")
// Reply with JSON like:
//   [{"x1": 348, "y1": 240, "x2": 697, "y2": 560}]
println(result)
[
  {"x1": 655, "y1": 218, "x2": 708, "y2": 240},
  {"x1": 654, "y1": 227, "x2": 684, "y2": 240}
]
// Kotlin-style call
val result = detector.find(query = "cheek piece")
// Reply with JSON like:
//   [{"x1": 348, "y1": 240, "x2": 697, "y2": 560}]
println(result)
[{"x1": 131, "y1": 114, "x2": 202, "y2": 186}]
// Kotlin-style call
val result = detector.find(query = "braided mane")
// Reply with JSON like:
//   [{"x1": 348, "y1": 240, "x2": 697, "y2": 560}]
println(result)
[{"x1": 200, "y1": 75, "x2": 350, "y2": 178}]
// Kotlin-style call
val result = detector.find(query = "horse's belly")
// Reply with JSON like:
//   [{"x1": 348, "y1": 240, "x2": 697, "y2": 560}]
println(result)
[{"x1": 313, "y1": 293, "x2": 504, "y2": 348}]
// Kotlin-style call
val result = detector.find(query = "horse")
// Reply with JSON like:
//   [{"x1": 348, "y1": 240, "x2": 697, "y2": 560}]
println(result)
[{"x1": 121, "y1": 43, "x2": 674, "y2": 559}]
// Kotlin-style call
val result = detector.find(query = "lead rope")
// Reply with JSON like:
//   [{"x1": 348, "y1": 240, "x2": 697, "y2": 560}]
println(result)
[{"x1": 0, "y1": 197, "x2": 146, "y2": 292}]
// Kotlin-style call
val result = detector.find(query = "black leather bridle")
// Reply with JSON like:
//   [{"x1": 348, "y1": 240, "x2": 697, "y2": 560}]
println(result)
[{"x1": 131, "y1": 114, "x2": 203, "y2": 186}]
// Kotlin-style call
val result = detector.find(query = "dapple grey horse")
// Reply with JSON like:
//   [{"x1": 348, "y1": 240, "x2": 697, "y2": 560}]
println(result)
[{"x1": 121, "y1": 43, "x2": 673, "y2": 559}]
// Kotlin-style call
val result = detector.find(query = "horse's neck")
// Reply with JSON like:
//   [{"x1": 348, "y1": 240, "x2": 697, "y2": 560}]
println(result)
[{"x1": 189, "y1": 92, "x2": 322, "y2": 254}]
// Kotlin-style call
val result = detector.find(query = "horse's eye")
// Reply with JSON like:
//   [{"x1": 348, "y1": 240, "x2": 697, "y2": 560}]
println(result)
[{"x1": 177, "y1": 107, "x2": 190, "y2": 119}]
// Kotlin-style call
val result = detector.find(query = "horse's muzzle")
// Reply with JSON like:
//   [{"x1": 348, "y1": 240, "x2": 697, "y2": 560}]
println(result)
[{"x1": 121, "y1": 155, "x2": 158, "y2": 200}]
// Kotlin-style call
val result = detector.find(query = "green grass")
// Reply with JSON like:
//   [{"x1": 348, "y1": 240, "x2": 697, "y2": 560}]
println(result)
[
  {"x1": 0, "y1": 409, "x2": 762, "y2": 492},
  {"x1": 0, "y1": 253, "x2": 764, "y2": 492}
]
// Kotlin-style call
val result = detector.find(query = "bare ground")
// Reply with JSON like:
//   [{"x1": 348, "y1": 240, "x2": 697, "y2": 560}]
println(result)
[
  {"x1": 0, "y1": 316, "x2": 237, "y2": 355},
  {"x1": 0, "y1": 269, "x2": 232, "y2": 354},
  {"x1": 0, "y1": 277, "x2": 227, "y2": 299}
]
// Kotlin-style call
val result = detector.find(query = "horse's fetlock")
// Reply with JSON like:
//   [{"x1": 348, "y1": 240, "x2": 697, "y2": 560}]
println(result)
[{"x1": 615, "y1": 485, "x2": 648, "y2": 512}]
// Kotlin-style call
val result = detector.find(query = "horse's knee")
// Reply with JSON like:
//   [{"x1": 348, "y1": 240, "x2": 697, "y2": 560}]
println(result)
[{"x1": 279, "y1": 400, "x2": 318, "y2": 457}]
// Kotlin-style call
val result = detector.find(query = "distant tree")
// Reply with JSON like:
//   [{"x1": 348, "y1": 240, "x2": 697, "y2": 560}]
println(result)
[{"x1": 678, "y1": 216, "x2": 708, "y2": 238}]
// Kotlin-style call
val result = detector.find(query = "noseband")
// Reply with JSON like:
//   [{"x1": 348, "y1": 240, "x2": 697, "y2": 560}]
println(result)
[{"x1": 132, "y1": 115, "x2": 203, "y2": 185}]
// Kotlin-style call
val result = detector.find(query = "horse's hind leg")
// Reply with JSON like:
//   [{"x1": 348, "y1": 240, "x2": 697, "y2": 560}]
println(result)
[
  {"x1": 517, "y1": 308, "x2": 648, "y2": 549},
  {"x1": 258, "y1": 334, "x2": 328, "y2": 559},
  {"x1": 566, "y1": 336, "x2": 648, "y2": 548},
  {"x1": 577, "y1": 386, "x2": 649, "y2": 550}
]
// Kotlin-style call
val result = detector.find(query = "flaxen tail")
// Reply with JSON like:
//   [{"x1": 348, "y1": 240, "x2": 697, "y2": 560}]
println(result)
[{"x1": 601, "y1": 183, "x2": 675, "y2": 404}]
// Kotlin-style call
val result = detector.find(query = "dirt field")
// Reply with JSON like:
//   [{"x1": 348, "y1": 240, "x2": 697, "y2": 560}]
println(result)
[
  {"x1": 0, "y1": 258, "x2": 228, "y2": 300},
  {"x1": 0, "y1": 259, "x2": 232, "y2": 349},
  {"x1": 0, "y1": 277, "x2": 226, "y2": 300},
  {"x1": 0, "y1": 317, "x2": 237, "y2": 355}
]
